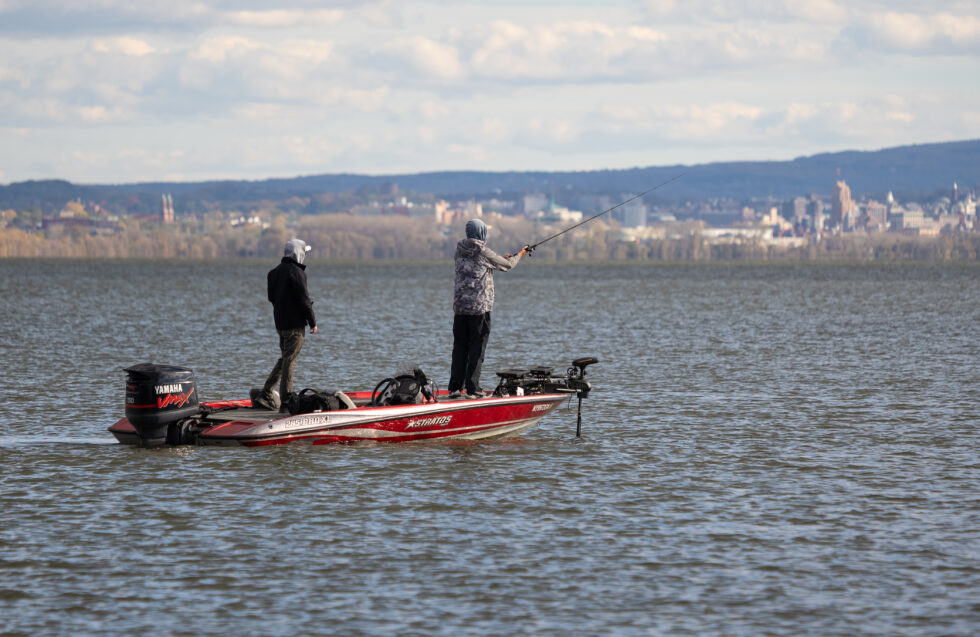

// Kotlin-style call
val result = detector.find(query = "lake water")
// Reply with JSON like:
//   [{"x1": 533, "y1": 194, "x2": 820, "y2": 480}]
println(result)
[{"x1": 1, "y1": 260, "x2": 978, "y2": 636}]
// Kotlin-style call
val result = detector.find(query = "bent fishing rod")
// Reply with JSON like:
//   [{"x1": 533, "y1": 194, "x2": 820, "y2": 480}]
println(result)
[{"x1": 518, "y1": 172, "x2": 685, "y2": 255}]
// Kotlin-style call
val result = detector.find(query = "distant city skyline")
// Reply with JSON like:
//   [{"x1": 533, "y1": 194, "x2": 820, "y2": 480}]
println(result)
[{"x1": 1, "y1": 0, "x2": 978, "y2": 184}]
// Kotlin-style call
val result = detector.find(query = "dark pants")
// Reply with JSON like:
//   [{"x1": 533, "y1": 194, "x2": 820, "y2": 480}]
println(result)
[
  {"x1": 262, "y1": 328, "x2": 305, "y2": 406},
  {"x1": 449, "y1": 312, "x2": 491, "y2": 394}
]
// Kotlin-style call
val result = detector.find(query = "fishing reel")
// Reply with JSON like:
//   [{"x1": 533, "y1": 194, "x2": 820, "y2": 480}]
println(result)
[{"x1": 506, "y1": 244, "x2": 534, "y2": 259}]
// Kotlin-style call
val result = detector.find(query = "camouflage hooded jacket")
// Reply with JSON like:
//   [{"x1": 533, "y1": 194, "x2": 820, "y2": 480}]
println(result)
[{"x1": 453, "y1": 238, "x2": 521, "y2": 315}]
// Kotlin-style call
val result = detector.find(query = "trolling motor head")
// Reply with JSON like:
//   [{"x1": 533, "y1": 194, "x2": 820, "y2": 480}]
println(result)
[
  {"x1": 566, "y1": 357, "x2": 597, "y2": 398},
  {"x1": 570, "y1": 357, "x2": 598, "y2": 378}
]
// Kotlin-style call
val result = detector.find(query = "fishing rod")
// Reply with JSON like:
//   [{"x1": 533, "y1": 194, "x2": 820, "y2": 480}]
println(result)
[{"x1": 522, "y1": 172, "x2": 685, "y2": 254}]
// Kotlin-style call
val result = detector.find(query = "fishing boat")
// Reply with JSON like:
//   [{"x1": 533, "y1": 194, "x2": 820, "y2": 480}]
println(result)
[{"x1": 108, "y1": 357, "x2": 597, "y2": 447}]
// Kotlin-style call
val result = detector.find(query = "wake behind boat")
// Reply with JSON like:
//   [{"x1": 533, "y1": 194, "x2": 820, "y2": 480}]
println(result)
[{"x1": 109, "y1": 357, "x2": 597, "y2": 447}]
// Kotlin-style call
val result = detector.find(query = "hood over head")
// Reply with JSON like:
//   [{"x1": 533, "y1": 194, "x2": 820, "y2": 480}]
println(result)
[
  {"x1": 465, "y1": 218, "x2": 487, "y2": 241},
  {"x1": 284, "y1": 238, "x2": 311, "y2": 265}
]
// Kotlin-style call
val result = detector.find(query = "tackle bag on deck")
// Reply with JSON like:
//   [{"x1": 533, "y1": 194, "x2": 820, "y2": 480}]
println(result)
[
  {"x1": 287, "y1": 388, "x2": 342, "y2": 415},
  {"x1": 371, "y1": 366, "x2": 433, "y2": 406}
]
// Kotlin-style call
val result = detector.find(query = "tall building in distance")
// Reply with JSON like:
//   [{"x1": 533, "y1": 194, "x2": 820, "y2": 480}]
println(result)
[
  {"x1": 620, "y1": 196, "x2": 648, "y2": 228},
  {"x1": 161, "y1": 193, "x2": 175, "y2": 224},
  {"x1": 863, "y1": 200, "x2": 888, "y2": 228},
  {"x1": 522, "y1": 192, "x2": 548, "y2": 215},
  {"x1": 831, "y1": 180, "x2": 855, "y2": 229},
  {"x1": 783, "y1": 196, "x2": 808, "y2": 224},
  {"x1": 806, "y1": 194, "x2": 823, "y2": 230}
]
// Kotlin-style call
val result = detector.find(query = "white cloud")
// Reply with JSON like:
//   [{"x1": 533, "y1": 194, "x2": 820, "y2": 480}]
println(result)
[
  {"x1": 676, "y1": 103, "x2": 765, "y2": 138},
  {"x1": 0, "y1": 63, "x2": 28, "y2": 88},
  {"x1": 443, "y1": 142, "x2": 491, "y2": 164},
  {"x1": 386, "y1": 35, "x2": 463, "y2": 81},
  {"x1": 463, "y1": 18, "x2": 835, "y2": 84},
  {"x1": 468, "y1": 19, "x2": 671, "y2": 81},
  {"x1": 783, "y1": 0, "x2": 848, "y2": 23},
  {"x1": 784, "y1": 102, "x2": 819, "y2": 124},
  {"x1": 480, "y1": 116, "x2": 510, "y2": 142},
  {"x1": 746, "y1": 97, "x2": 925, "y2": 143},
  {"x1": 417, "y1": 100, "x2": 451, "y2": 121},
  {"x1": 642, "y1": 0, "x2": 848, "y2": 23},
  {"x1": 79, "y1": 105, "x2": 109, "y2": 122},
  {"x1": 279, "y1": 39, "x2": 334, "y2": 64},
  {"x1": 177, "y1": 35, "x2": 347, "y2": 106},
  {"x1": 189, "y1": 35, "x2": 266, "y2": 63},
  {"x1": 226, "y1": 9, "x2": 344, "y2": 28},
  {"x1": 575, "y1": 95, "x2": 932, "y2": 153},
  {"x1": 5, "y1": 96, "x2": 69, "y2": 122},
  {"x1": 92, "y1": 36, "x2": 155, "y2": 57},
  {"x1": 848, "y1": 11, "x2": 980, "y2": 53},
  {"x1": 415, "y1": 125, "x2": 441, "y2": 145},
  {"x1": 527, "y1": 116, "x2": 581, "y2": 144}
]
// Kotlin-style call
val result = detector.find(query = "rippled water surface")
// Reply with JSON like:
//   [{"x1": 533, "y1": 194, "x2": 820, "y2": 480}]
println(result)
[{"x1": 1, "y1": 260, "x2": 978, "y2": 636}]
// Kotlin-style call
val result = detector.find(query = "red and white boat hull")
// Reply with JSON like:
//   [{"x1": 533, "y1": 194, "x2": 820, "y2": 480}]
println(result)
[
  {"x1": 109, "y1": 356, "x2": 597, "y2": 447},
  {"x1": 108, "y1": 393, "x2": 569, "y2": 447}
]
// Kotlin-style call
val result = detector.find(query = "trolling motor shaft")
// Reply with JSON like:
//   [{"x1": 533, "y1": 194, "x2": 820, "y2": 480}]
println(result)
[{"x1": 569, "y1": 357, "x2": 597, "y2": 436}]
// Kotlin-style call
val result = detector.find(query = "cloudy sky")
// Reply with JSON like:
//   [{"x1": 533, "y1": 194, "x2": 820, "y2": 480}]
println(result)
[{"x1": 1, "y1": 0, "x2": 978, "y2": 184}]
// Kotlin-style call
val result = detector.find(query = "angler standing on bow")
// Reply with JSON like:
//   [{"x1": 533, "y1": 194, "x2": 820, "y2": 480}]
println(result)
[
  {"x1": 449, "y1": 219, "x2": 528, "y2": 399},
  {"x1": 255, "y1": 238, "x2": 318, "y2": 411}
]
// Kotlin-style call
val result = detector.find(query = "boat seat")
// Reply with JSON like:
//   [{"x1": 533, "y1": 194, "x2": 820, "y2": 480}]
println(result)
[
  {"x1": 334, "y1": 390, "x2": 357, "y2": 410},
  {"x1": 496, "y1": 369, "x2": 528, "y2": 380}
]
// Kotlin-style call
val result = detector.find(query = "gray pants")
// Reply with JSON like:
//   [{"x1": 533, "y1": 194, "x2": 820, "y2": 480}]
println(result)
[{"x1": 262, "y1": 328, "x2": 305, "y2": 406}]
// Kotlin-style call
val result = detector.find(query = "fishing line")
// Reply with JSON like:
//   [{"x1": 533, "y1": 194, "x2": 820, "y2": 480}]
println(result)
[{"x1": 525, "y1": 172, "x2": 686, "y2": 253}]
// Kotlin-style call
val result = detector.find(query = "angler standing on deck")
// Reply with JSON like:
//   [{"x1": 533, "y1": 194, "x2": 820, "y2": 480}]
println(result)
[
  {"x1": 255, "y1": 238, "x2": 318, "y2": 411},
  {"x1": 449, "y1": 219, "x2": 528, "y2": 398}
]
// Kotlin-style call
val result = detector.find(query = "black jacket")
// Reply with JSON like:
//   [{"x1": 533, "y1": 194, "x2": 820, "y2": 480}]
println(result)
[{"x1": 267, "y1": 257, "x2": 316, "y2": 331}]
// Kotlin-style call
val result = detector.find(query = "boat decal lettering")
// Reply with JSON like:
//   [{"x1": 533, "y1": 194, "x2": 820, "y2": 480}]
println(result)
[
  {"x1": 156, "y1": 387, "x2": 195, "y2": 409},
  {"x1": 532, "y1": 404, "x2": 551, "y2": 412},
  {"x1": 281, "y1": 415, "x2": 331, "y2": 428},
  {"x1": 406, "y1": 415, "x2": 453, "y2": 429},
  {"x1": 155, "y1": 383, "x2": 185, "y2": 395}
]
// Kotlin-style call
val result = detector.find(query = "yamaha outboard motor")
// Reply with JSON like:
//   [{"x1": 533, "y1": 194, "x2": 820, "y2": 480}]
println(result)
[{"x1": 124, "y1": 363, "x2": 200, "y2": 446}]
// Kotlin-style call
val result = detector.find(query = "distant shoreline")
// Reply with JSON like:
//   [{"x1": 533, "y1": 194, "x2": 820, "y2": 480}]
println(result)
[{"x1": 3, "y1": 211, "x2": 978, "y2": 262}]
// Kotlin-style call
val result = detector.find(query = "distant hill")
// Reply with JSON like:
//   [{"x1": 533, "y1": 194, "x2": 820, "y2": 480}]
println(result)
[{"x1": 2, "y1": 139, "x2": 977, "y2": 214}]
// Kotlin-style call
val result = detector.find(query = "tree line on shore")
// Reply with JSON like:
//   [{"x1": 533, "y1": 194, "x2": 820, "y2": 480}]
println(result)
[{"x1": 1, "y1": 214, "x2": 979, "y2": 261}]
